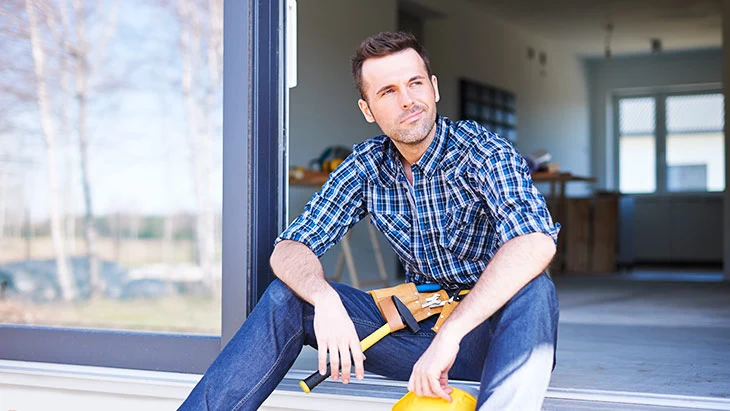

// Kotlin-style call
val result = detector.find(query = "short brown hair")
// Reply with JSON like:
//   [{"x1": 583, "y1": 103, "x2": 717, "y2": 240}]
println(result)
[{"x1": 351, "y1": 31, "x2": 433, "y2": 100}]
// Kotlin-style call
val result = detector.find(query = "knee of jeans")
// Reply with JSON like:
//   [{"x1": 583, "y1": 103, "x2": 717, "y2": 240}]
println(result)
[
  {"x1": 514, "y1": 273, "x2": 558, "y2": 317},
  {"x1": 261, "y1": 278, "x2": 300, "y2": 309}
]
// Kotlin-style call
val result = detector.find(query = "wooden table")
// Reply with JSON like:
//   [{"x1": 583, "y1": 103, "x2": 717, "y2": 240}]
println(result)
[
  {"x1": 288, "y1": 169, "x2": 329, "y2": 186},
  {"x1": 531, "y1": 171, "x2": 597, "y2": 225},
  {"x1": 532, "y1": 171, "x2": 597, "y2": 198}
]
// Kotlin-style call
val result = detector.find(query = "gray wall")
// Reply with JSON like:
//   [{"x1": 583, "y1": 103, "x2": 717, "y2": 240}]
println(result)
[
  {"x1": 420, "y1": 0, "x2": 591, "y2": 196},
  {"x1": 288, "y1": 0, "x2": 591, "y2": 285},
  {"x1": 585, "y1": 49, "x2": 722, "y2": 190}
]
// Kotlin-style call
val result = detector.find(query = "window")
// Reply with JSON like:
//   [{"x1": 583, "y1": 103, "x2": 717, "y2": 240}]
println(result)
[
  {"x1": 460, "y1": 79, "x2": 517, "y2": 143},
  {"x1": 618, "y1": 97, "x2": 656, "y2": 193},
  {"x1": 1, "y1": 0, "x2": 223, "y2": 335},
  {"x1": 666, "y1": 94, "x2": 724, "y2": 192},
  {"x1": 616, "y1": 91, "x2": 724, "y2": 194},
  {"x1": 0, "y1": 0, "x2": 286, "y2": 374}
]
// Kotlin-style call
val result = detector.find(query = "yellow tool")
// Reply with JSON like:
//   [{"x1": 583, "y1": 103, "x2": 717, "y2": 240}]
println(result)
[
  {"x1": 300, "y1": 295, "x2": 427, "y2": 393},
  {"x1": 392, "y1": 387, "x2": 477, "y2": 411}
]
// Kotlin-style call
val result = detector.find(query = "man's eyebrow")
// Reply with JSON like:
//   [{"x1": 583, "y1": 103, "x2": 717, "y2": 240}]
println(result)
[{"x1": 374, "y1": 75, "x2": 427, "y2": 96}]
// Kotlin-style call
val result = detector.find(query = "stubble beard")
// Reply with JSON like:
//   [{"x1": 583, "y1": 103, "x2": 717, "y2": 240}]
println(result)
[{"x1": 388, "y1": 105, "x2": 437, "y2": 146}]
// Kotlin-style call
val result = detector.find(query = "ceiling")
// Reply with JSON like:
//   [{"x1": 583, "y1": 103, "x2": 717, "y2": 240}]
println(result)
[{"x1": 467, "y1": 0, "x2": 722, "y2": 57}]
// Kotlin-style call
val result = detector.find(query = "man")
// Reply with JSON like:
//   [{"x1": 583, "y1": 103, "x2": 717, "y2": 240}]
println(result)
[{"x1": 180, "y1": 31, "x2": 560, "y2": 411}]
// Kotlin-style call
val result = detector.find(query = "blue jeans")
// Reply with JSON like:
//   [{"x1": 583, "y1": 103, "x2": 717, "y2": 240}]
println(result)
[{"x1": 179, "y1": 273, "x2": 559, "y2": 410}]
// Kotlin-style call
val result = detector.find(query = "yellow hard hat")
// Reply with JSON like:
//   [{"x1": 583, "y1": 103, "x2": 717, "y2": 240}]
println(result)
[{"x1": 392, "y1": 387, "x2": 477, "y2": 411}]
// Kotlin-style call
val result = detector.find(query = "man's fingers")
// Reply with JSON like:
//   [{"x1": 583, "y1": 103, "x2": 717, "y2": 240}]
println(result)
[
  {"x1": 339, "y1": 342, "x2": 352, "y2": 384},
  {"x1": 317, "y1": 341, "x2": 327, "y2": 375},
  {"x1": 428, "y1": 372, "x2": 451, "y2": 401},
  {"x1": 350, "y1": 340, "x2": 365, "y2": 381},
  {"x1": 330, "y1": 344, "x2": 340, "y2": 381},
  {"x1": 420, "y1": 373, "x2": 434, "y2": 398}
]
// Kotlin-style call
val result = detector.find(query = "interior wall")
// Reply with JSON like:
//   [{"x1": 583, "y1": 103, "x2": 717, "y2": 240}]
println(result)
[
  {"x1": 288, "y1": 0, "x2": 591, "y2": 284},
  {"x1": 585, "y1": 49, "x2": 722, "y2": 190},
  {"x1": 416, "y1": 0, "x2": 591, "y2": 196}
]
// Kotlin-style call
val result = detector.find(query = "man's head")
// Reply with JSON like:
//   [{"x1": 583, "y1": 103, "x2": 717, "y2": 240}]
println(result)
[{"x1": 351, "y1": 32, "x2": 440, "y2": 148}]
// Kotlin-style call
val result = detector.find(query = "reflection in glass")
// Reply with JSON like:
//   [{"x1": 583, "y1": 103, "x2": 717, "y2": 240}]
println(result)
[{"x1": 0, "y1": 0, "x2": 222, "y2": 334}]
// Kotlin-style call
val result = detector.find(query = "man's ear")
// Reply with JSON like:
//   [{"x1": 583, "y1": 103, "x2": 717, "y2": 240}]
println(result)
[
  {"x1": 358, "y1": 99, "x2": 376, "y2": 123},
  {"x1": 431, "y1": 75, "x2": 441, "y2": 103}
]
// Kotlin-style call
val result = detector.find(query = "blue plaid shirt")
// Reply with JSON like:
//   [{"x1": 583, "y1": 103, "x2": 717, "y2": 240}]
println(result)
[{"x1": 276, "y1": 115, "x2": 560, "y2": 288}]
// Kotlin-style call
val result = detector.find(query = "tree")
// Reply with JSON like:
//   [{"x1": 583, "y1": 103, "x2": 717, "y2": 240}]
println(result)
[
  {"x1": 24, "y1": 0, "x2": 76, "y2": 300},
  {"x1": 61, "y1": 0, "x2": 120, "y2": 298},
  {"x1": 2, "y1": 0, "x2": 120, "y2": 300},
  {"x1": 175, "y1": 0, "x2": 222, "y2": 290}
]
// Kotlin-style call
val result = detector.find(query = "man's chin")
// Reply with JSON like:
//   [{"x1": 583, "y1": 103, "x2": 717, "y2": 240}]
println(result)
[{"x1": 392, "y1": 133, "x2": 429, "y2": 146}]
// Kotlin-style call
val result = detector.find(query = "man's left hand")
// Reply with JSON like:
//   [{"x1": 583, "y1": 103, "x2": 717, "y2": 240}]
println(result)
[{"x1": 407, "y1": 334, "x2": 460, "y2": 401}]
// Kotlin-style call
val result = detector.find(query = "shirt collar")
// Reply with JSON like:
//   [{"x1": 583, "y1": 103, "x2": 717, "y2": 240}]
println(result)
[{"x1": 382, "y1": 114, "x2": 448, "y2": 183}]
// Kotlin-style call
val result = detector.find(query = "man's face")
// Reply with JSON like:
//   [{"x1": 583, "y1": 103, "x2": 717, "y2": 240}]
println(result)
[{"x1": 357, "y1": 49, "x2": 440, "y2": 146}]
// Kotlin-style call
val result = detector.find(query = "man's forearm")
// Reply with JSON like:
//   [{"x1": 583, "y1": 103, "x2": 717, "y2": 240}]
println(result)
[
  {"x1": 269, "y1": 240, "x2": 337, "y2": 306},
  {"x1": 436, "y1": 232, "x2": 556, "y2": 343}
]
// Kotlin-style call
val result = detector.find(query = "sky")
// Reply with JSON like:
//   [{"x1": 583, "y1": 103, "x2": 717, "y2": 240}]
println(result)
[{"x1": 1, "y1": 0, "x2": 223, "y2": 222}]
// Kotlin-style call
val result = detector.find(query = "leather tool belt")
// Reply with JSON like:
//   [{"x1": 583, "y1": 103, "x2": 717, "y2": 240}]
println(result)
[{"x1": 367, "y1": 283, "x2": 469, "y2": 333}]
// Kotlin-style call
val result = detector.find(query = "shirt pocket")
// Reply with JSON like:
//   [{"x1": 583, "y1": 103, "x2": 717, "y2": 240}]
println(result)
[
  {"x1": 369, "y1": 212, "x2": 413, "y2": 262},
  {"x1": 439, "y1": 202, "x2": 489, "y2": 261}
]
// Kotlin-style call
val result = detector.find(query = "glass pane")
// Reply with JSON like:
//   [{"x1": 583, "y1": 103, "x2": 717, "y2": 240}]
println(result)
[
  {"x1": 619, "y1": 97, "x2": 655, "y2": 135},
  {"x1": 0, "y1": 1, "x2": 223, "y2": 334},
  {"x1": 665, "y1": 94, "x2": 725, "y2": 192},
  {"x1": 619, "y1": 97, "x2": 656, "y2": 193},
  {"x1": 667, "y1": 94, "x2": 724, "y2": 133},
  {"x1": 667, "y1": 133, "x2": 725, "y2": 192},
  {"x1": 619, "y1": 136, "x2": 656, "y2": 193}
]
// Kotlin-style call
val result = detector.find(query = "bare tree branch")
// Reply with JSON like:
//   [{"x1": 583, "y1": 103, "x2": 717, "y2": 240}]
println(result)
[{"x1": 24, "y1": 0, "x2": 76, "y2": 301}]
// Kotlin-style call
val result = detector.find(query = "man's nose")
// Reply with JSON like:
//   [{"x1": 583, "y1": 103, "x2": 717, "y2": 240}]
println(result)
[{"x1": 399, "y1": 89, "x2": 414, "y2": 109}]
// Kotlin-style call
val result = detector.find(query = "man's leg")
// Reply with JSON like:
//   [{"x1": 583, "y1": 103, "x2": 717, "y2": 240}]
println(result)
[
  {"x1": 179, "y1": 279, "x2": 416, "y2": 411},
  {"x1": 450, "y1": 273, "x2": 559, "y2": 411}
]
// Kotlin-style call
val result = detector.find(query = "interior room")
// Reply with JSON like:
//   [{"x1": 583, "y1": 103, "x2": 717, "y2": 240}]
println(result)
[{"x1": 285, "y1": 0, "x2": 730, "y2": 409}]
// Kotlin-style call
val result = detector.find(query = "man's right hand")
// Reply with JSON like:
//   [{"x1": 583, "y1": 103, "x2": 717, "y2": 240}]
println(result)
[{"x1": 312, "y1": 289, "x2": 365, "y2": 384}]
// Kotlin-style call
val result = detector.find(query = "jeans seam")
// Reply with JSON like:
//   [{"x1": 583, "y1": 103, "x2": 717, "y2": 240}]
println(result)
[
  {"x1": 232, "y1": 327, "x2": 303, "y2": 411},
  {"x1": 351, "y1": 318, "x2": 382, "y2": 329}
]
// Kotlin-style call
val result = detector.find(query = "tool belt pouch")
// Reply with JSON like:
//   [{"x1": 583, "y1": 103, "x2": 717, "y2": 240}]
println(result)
[
  {"x1": 368, "y1": 284, "x2": 455, "y2": 332},
  {"x1": 432, "y1": 301, "x2": 458, "y2": 333},
  {"x1": 367, "y1": 283, "x2": 421, "y2": 320}
]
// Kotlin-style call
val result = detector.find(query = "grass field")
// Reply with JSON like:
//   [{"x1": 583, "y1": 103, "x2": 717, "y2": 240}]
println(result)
[
  {"x1": 0, "y1": 236, "x2": 223, "y2": 334},
  {"x1": 0, "y1": 293, "x2": 222, "y2": 334},
  {"x1": 0, "y1": 236, "x2": 200, "y2": 267}
]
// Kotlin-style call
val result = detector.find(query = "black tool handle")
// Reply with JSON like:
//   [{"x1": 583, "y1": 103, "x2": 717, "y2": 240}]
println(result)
[
  {"x1": 300, "y1": 323, "x2": 392, "y2": 393},
  {"x1": 301, "y1": 363, "x2": 331, "y2": 392}
]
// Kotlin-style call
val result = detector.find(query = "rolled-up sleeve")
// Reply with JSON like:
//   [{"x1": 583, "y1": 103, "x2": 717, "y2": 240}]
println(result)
[
  {"x1": 478, "y1": 149, "x2": 560, "y2": 246},
  {"x1": 275, "y1": 154, "x2": 367, "y2": 257}
]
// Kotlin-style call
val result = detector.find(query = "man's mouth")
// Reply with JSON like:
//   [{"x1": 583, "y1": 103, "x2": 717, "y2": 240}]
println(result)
[{"x1": 401, "y1": 110, "x2": 423, "y2": 124}]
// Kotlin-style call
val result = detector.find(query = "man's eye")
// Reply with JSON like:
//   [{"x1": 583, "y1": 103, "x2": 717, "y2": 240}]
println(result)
[
  {"x1": 382, "y1": 89, "x2": 394, "y2": 96},
  {"x1": 411, "y1": 81, "x2": 423, "y2": 86}
]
